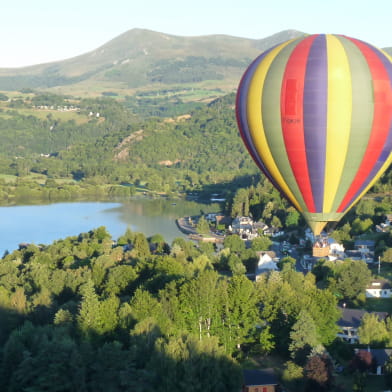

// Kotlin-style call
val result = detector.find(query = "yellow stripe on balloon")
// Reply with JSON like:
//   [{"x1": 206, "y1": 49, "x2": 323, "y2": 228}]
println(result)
[
  {"x1": 343, "y1": 152, "x2": 392, "y2": 214},
  {"x1": 323, "y1": 35, "x2": 353, "y2": 212},
  {"x1": 246, "y1": 39, "x2": 302, "y2": 211},
  {"x1": 381, "y1": 49, "x2": 392, "y2": 62}
]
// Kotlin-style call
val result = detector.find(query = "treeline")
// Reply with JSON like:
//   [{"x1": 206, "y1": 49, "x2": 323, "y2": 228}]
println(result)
[
  {"x1": 0, "y1": 224, "x2": 355, "y2": 391},
  {"x1": 0, "y1": 178, "x2": 135, "y2": 205}
]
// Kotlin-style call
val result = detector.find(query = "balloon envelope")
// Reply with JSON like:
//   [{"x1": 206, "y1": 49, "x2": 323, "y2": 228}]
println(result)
[{"x1": 236, "y1": 34, "x2": 392, "y2": 235}]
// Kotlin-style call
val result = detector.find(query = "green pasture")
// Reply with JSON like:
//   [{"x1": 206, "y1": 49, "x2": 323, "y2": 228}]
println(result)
[{"x1": 0, "y1": 106, "x2": 88, "y2": 124}]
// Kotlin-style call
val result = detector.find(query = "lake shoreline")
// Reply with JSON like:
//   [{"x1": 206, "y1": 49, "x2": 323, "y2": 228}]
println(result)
[{"x1": 0, "y1": 198, "x2": 221, "y2": 256}]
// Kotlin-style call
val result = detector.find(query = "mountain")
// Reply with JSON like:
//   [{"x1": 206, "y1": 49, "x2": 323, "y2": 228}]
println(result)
[{"x1": 0, "y1": 29, "x2": 305, "y2": 98}]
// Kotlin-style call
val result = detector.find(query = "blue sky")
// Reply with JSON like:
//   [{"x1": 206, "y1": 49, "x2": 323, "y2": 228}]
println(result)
[{"x1": 1, "y1": 0, "x2": 391, "y2": 67}]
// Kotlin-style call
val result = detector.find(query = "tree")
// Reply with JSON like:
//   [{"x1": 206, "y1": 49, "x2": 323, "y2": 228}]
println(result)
[
  {"x1": 285, "y1": 208, "x2": 300, "y2": 228},
  {"x1": 131, "y1": 232, "x2": 150, "y2": 259},
  {"x1": 384, "y1": 354, "x2": 392, "y2": 389},
  {"x1": 87, "y1": 342, "x2": 138, "y2": 392},
  {"x1": 351, "y1": 218, "x2": 373, "y2": 235},
  {"x1": 282, "y1": 361, "x2": 304, "y2": 391},
  {"x1": 251, "y1": 235, "x2": 272, "y2": 251},
  {"x1": 1, "y1": 323, "x2": 86, "y2": 392},
  {"x1": 356, "y1": 199, "x2": 375, "y2": 217},
  {"x1": 358, "y1": 313, "x2": 388, "y2": 346},
  {"x1": 99, "y1": 295, "x2": 119, "y2": 335},
  {"x1": 104, "y1": 265, "x2": 137, "y2": 296},
  {"x1": 258, "y1": 325, "x2": 275, "y2": 354},
  {"x1": 306, "y1": 289, "x2": 340, "y2": 346},
  {"x1": 151, "y1": 335, "x2": 242, "y2": 392},
  {"x1": 223, "y1": 235, "x2": 245, "y2": 254},
  {"x1": 130, "y1": 288, "x2": 169, "y2": 335},
  {"x1": 77, "y1": 280, "x2": 102, "y2": 339},
  {"x1": 227, "y1": 253, "x2": 246, "y2": 275},
  {"x1": 223, "y1": 275, "x2": 260, "y2": 354},
  {"x1": 196, "y1": 215, "x2": 210, "y2": 234},
  {"x1": 179, "y1": 270, "x2": 221, "y2": 341},
  {"x1": 352, "y1": 370, "x2": 366, "y2": 392},
  {"x1": 10, "y1": 287, "x2": 27, "y2": 314},
  {"x1": 350, "y1": 350, "x2": 373, "y2": 373},
  {"x1": 381, "y1": 248, "x2": 392, "y2": 263},
  {"x1": 92, "y1": 226, "x2": 111, "y2": 242},
  {"x1": 53, "y1": 309, "x2": 73, "y2": 327},
  {"x1": 304, "y1": 354, "x2": 334, "y2": 391},
  {"x1": 289, "y1": 310, "x2": 320, "y2": 363},
  {"x1": 150, "y1": 233, "x2": 167, "y2": 253},
  {"x1": 330, "y1": 260, "x2": 371, "y2": 300},
  {"x1": 330, "y1": 222, "x2": 352, "y2": 244},
  {"x1": 271, "y1": 215, "x2": 282, "y2": 229},
  {"x1": 277, "y1": 256, "x2": 296, "y2": 270},
  {"x1": 231, "y1": 188, "x2": 250, "y2": 217}
]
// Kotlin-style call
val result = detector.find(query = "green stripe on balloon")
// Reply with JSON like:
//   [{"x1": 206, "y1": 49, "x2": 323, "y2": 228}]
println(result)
[
  {"x1": 262, "y1": 38, "x2": 307, "y2": 212},
  {"x1": 330, "y1": 36, "x2": 374, "y2": 212}
]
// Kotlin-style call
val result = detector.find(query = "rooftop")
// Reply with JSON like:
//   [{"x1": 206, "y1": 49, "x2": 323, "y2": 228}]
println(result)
[
  {"x1": 338, "y1": 307, "x2": 388, "y2": 328},
  {"x1": 243, "y1": 368, "x2": 278, "y2": 387}
]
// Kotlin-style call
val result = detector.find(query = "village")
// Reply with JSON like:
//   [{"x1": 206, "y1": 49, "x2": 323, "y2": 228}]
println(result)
[
  {"x1": 177, "y1": 211, "x2": 392, "y2": 387},
  {"x1": 177, "y1": 212, "x2": 390, "y2": 274}
]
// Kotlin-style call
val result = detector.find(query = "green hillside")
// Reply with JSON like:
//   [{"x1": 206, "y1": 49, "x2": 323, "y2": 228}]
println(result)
[
  {"x1": 0, "y1": 29, "x2": 305, "y2": 98},
  {"x1": 0, "y1": 90, "x2": 264, "y2": 204},
  {"x1": 0, "y1": 29, "x2": 390, "y2": 102}
]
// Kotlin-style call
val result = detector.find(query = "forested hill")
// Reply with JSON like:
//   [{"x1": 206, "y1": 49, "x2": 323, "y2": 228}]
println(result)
[
  {"x1": 0, "y1": 91, "x2": 265, "y2": 203},
  {"x1": 0, "y1": 89, "x2": 390, "y2": 208},
  {"x1": 0, "y1": 29, "x2": 305, "y2": 97}
]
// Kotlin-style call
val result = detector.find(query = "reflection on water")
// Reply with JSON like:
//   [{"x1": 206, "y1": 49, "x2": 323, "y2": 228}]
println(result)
[{"x1": 0, "y1": 198, "x2": 219, "y2": 255}]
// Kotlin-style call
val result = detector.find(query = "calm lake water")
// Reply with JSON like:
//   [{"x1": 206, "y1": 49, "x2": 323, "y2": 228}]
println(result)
[{"x1": 0, "y1": 198, "x2": 219, "y2": 255}]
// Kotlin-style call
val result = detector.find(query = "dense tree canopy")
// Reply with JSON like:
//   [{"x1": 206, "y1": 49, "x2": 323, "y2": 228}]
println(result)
[{"x1": 0, "y1": 221, "x2": 353, "y2": 391}]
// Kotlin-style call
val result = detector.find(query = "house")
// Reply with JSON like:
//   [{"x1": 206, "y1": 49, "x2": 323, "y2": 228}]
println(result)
[
  {"x1": 355, "y1": 240, "x2": 375, "y2": 251},
  {"x1": 263, "y1": 227, "x2": 284, "y2": 238},
  {"x1": 253, "y1": 220, "x2": 269, "y2": 233},
  {"x1": 328, "y1": 238, "x2": 345, "y2": 256},
  {"x1": 355, "y1": 348, "x2": 392, "y2": 375},
  {"x1": 345, "y1": 249, "x2": 374, "y2": 264},
  {"x1": 205, "y1": 213, "x2": 222, "y2": 223},
  {"x1": 255, "y1": 252, "x2": 278, "y2": 281},
  {"x1": 242, "y1": 368, "x2": 279, "y2": 392},
  {"x1": 354, "y1": 240, "x2": 375, "y2": 262},
  {"x1": 337, "y1": 307, "x2": 388, "y2": 344},
  {"x1": 230, "y1": 216, "x2": 254, "y2": 237},
  {"x1": 376, "y1": 216, "x2": 391, "y2": 232},
  {"x1": 366, "y1": 279, "x2": 392, "y2": 298}
]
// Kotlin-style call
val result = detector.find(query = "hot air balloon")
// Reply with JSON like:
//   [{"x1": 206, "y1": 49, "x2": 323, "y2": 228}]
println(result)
[{"x1": 236, "y1": 34, "x2": 392, "y2": 236}]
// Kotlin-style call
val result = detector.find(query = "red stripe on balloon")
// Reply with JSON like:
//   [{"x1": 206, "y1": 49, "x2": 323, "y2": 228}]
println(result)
[
  {"x1": 280, "y1": 36, "x2": 317, "y2": 213},
  {"x1": 338, "y1": 38, "x2": 392, "y2": 212}
]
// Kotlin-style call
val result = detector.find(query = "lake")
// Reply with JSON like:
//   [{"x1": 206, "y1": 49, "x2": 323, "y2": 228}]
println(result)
[{"x1": 0, "y1": 198, "x2": 219, "y2": 255}]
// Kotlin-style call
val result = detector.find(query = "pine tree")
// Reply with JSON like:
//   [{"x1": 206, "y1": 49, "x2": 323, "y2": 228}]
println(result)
[
  {"x1": 289, "y1": 310, "x2": 320, "y2": 362},
  {"x1": 77, "y1": 280, "x2": 102, "y2": 339}
]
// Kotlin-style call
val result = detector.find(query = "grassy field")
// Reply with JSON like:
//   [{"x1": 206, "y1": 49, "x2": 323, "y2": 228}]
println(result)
[
  {"x1": 0, "y1": 174, "x2": 17, "y2": 183},
  {"x1": 0, "y1": 173, "x2": 48, "y2": 185},
  {"x1": 0, "y1": 106, "x2": 89, "y2": 124}
]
